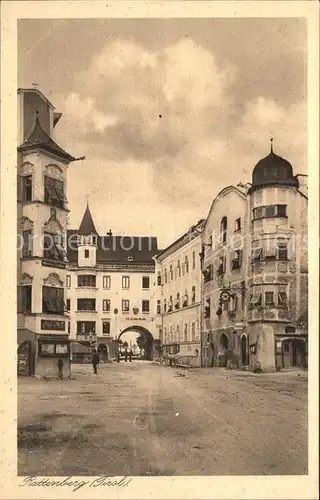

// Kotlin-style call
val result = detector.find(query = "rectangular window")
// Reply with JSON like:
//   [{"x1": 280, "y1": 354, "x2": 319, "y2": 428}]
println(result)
[
  {"x1": 164, "y1": 268, "x2": 167, "y2": 284},
  {"x1": 184, "y1": 323, "x2": 188, "y2": 342},
  {"x1": 169, "y1": 265, "x2": 173, "y2": 281},
  {"x1": 84, "y1": 249, "x2": 89, "y2": 258},
  {"x1": 102, "y1": 321, "x2": 111, "y2": 335},
  {"x1": 177, "y1": 260, "x2": 181, "y2": 277},
  {"x1": 44, "y1": 176, "x2": 67, "y2": 208},
  {"x1": 102, "y1": 299, "x2": 111, "y2": 312},
  {"x1": 277, "y1": 240, "x2": 288, "y2": 260},
  {"x1": 277, "y1": 205, "x2": 287, "y2": 217},
  {"x1": 103, "y1": 275, "x2": 111, "y2": 289},
  {"x1": 232, "y1": 250, "x2": 242, "y2": 270},
  {"x1": 265, "y1": 292, "x2": 275, "y2": 306},
  {"x1": 42, "y1": 286, "x2": 64, "y2": 315},
  {"x1": 77, "y1": 321, "x2": 95, "y2": 334},
  {"x1": 22, "y1": 175, "x2": 32, "y2": 202},
  {"x1": 235, "y1": 218, "x2": 241, "y2": 231},
  {"x1": 251, "y1": 248, "x2": 263, "y2": 262},
  {"x1": 204, "y1": 264, "x2": 213, "y2": 282},
  {"x1": 142, "y1": 300, "x2": 150, "y2": 313},
  {"x1": 142, "y1": 276, "x2": 150, "y2": 289},
  {"x1": 204, "y1": 298, "x2": 211, "y2": 318},
  {"x1": 157, "y1": 272, "x2": 162, "y2": 286},
  {"x1": 66, "y1": 275, "x2": 71, "y2": 288},
  {"x1": 191, "y1": 322, "x2": 196, "y2": 341},
  {"x1": 264, "y1": 242, "x2": 276, "y2": 260},
  {"x1": 77, "y1": 298, "x2": 96, "y2": 311},
  {"x1": 122, "y1": 276, "x2": 130, "y2": 289},
  {"x1": 22, "y1": 230, "x2": 32, "y2": 257},
  {"x1": 78, "y1": 275, "x2": 96, "y2": 287},
  {"x1": 278, "y1": 291, "x2": 288, "y2": 307},
  {"x1": 217, "y1": 256, "x2": 226, "y2": 275},
  {"x1": 253, "y1": 205, "x2": 287, "y2": 220},
  {"x1": 191, "y1": 286, "x2": 196, "y2": 304},
  {"x1": 157, "y1": 300, "x2": 161, "y2": 314},
  {"x1": 185, "y1": 256, "x2": 189, "y2": 273},
  {"x1": 18, "y1": 285, "x2": 32, "y2": 313},
  {"x1": 249, "y1": 293, "x2": 262, "y2": 309},
  {"x1": 43, "y1": 232, "x2": 65, "y2": 261},
  {"x1": 164, "y1": 299, "x2": 167, "y2": 313},
  {"x1": 122, "y1": 299, "x2": 130, "y2": 313},
  {"x1": 66, "y1": 299, "x2": 71, "y2": 312},
  {"x1": 192, "y1": 252, "x2": 196, "y2": 270}
]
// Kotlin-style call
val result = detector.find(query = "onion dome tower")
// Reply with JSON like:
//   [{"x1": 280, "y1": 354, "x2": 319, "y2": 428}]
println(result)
[{"x1": 249, "y1": 139, "x2": 299, "y2": 194}]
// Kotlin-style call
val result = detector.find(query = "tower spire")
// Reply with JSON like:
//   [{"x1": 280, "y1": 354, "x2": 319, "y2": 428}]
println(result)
[{"x1": 270, "y1": 136, "x2": 274, "y2": 154}]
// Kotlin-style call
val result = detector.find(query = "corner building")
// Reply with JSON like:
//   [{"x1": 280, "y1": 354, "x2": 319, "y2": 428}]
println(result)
[
  {"x1": 155, "y1": 220, "x2": 205, "y2": 366},
  {"x1": 17, "y1": 88, "x2": 77, "y2": 377},
  {"x1": 66, "y1": 204, "x2": 159, "y2": 360},
  {"x1": 202, "y1": 145, "x2": 308, "y2": 371}
]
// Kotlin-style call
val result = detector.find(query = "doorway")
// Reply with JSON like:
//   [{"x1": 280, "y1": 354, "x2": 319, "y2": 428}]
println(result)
[{"x1": 241, "y1": 335, "x2": 248, "y2": 366}]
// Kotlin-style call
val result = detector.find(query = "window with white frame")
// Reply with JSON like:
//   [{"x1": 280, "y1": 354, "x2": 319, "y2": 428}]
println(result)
[
  {"x1": 265, "y1": 291, "x2": 275, "y2": 306},
  {"x1": 184, "y1": 323, "x2": 188, "y2": 342},
  {"x1": 169, "y1": 265, "x2": 173, "y2": 281},
  {"x1": 253, "y1": 204, "x2": 287, "y2": 220},
  {"x1": 251, "y1": 248, "x2": 263, "y2": 262},
  {"x1": 66, "y1": 275, "x2": 71, "y2": 288},
  {"x1": 191, "y1": 286, "x2": 196, "y2": 304},
  {"x1": 142, "y1": 300, "x2": 150, "y2": 313},
  {"x1": 191, "y1": 322, "x2": 196, "y2": 341},
  {"x1": 192, "y1": 251, "x2": 196, "y2": 270},
  {"x1": 102, "y1": 299, "x2": 111, "y2": 312},
  {"x1": 103, "y1": 275, "x2": 111, "y2": 289},
  {"x1": 122, "y1": 299, "x2": 130, "y2": 312},
  {"x1": 185, "y1": 255, "x2": 189, "y2": 273},
  {"x1": 232, "y1": 250, "x2": 242, "y2": 270},
  {"x1": 102, "y1": 321, "x2": 110, "y2": 335},
  {"x1": 142, "y1": 276, "x2": 150, "y2": 289},
  {"x1": 122, "y1": 276, "x2": 130, "y2": 289},
  {"x1": 235, "y1": 218, "x2": 241, "y2": 232},
  {"x1": 249, "y1": 291, "x2": 262, "y2": 309}
]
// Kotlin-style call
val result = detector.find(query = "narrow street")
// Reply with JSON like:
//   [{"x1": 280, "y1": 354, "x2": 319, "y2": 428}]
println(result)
[{"x1": 18, "y1": 362, "x2": 308, "y2": 476}]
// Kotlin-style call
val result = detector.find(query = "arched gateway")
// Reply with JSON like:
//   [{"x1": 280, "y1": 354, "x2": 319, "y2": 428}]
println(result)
[{"x1": 117, "y1": 326, "x2": 156, "y2": 361}]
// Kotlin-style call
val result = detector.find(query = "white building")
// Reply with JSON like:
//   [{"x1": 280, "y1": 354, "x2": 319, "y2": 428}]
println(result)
[
  {"x1": 155, "y1": 220, "x2": 205, "y2": 366},
  {"x1": 66, "y1": 204, "x2": 160, "y2": 360},
  {"x1": 17, "y1": 88, "x2": 78, "y2": 377}
]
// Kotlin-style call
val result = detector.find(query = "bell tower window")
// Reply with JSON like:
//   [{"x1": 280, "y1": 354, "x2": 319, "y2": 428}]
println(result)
[{"x1": 84, "y1": 249, "x2": 89, "y2": 258}]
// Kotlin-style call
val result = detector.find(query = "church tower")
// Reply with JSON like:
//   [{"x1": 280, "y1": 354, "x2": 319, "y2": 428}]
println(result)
[{"x1": 77, "y1": 203, "x2": 98, "y2": 268}]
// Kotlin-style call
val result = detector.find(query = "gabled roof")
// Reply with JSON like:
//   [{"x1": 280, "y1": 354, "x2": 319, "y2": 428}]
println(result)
[
  {"x1": 67, "y1": 230, "x2": 158, "y2": 264},
  {"x1": 18, "y1": 112, "x2": 75, "y2": 162},
  {"x1": 78, "y1": 203, "x2": 99, "y2": 236}
]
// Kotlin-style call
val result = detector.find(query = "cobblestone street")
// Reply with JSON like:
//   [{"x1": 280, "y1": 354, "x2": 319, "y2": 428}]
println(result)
[{"x1": 18, "y1": 362, "x2": 308, "y2": 476}]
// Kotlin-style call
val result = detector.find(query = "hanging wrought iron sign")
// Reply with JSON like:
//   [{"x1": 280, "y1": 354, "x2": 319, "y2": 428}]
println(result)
[{"x1": 220, "y1": 290, "x2": 231, "y2": 303}]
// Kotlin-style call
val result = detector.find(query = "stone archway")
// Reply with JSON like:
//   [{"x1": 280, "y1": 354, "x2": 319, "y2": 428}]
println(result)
[{"x1": 117, "y1": 326, "x2": 154, "y2": 361}]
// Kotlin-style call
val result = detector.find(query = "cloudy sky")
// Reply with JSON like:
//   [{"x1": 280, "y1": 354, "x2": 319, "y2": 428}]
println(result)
[{"x1": 18, "y1": 18, "x2": 307, "y2": 248}]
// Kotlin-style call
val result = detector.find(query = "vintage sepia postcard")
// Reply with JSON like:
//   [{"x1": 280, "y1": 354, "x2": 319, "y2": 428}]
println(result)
[{"x1": 0, "y1": 1, "x2": 319, "y2": 499}]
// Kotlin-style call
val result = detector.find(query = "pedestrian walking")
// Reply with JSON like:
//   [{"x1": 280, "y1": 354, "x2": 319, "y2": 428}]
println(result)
[
  {"x1": 124, "y1": 348, "x2": 128, "y2": 362},
  {"x1": 57, "y1": 357, "x2": 64, "y2": 379},
  {"x1": 129, "y1": 349, "x2": 133, "y2": 362},
  {"x1": 92, "y1": 349, "x2": 100, "y2": 374}
]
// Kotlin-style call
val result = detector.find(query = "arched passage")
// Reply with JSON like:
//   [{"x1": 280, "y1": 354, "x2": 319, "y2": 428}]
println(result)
[
  {"x1": 97, "y1": 343, "x2": 109, "y2": 363},
  {"x1": 117, "y1": 326, "x2": 154, "y2": 361}
]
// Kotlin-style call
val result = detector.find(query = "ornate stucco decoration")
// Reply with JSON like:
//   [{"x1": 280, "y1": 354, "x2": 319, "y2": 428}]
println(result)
[
  {"x1": 45, "y1": 163, "x2": 64, "y2": 181},
  {"x1": 43, "y1": 272, "x2": 63, "y2": 287},
  {"x1": 21, "y1": 162, "x2": 35, "y2": 176},
  {"x1": 20, "y1": 273, "x2": 33, "y2": 285},
  {"x1": 44, "y1": 213, "x2": 63, "y2": 233},
  {"x1": 20, "y1": 216, "x2": 34, "y2": 231}
]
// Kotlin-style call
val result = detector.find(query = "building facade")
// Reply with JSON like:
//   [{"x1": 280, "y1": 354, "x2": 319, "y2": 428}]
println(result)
[
  {"x1": 17, "y1": 88, "x2": 78, "y2": 377},
  {"x1": 155, "y1": 220, "x2": 205, "y2": 367},
  {"x1": 201, "y1": 144, "x2": 308, "y2": 372},
  {"x1": 66, "y1": 204, "x2": 159, "y2": 360}
]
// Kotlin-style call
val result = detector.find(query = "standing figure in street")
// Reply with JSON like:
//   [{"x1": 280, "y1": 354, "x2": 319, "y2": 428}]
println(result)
[
  {"x1": 124, "y1": 348, "x2": 128, "y2": 362},
  {"x1": 129, "y1": 349, "x2": 133, "y2": 362},
  {"x1": 57, "y1": 358, "x2": 64, "y2": 379},
  {"x1": 92, "y1": 349, "x2": 100, "y2": 374}
]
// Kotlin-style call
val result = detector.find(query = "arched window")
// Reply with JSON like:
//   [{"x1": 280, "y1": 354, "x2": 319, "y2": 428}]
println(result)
[{"x1": 220, "y1": 217, "x2": 227, "y2": 243}]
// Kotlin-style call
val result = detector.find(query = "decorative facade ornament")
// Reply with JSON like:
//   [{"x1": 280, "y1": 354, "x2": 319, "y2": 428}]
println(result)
[
  {"x1": 21, "y1": 162, "x2": 35, "y2": 176},
  {"x1": 20, "y1": 273, "x2": 33, "y2": 285},
  {"x1": 43, "y1": 272, "x2": 63, "y2": 287},
  {"x1": 44, "y1": 214, "x2": 63, "y2": 233},
  {"x1": 20, "y1": 216, "x2": 34, "y2": 231},
  {"x1": 45, "y1": 164, "x2": 64, "y2": 180}
]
